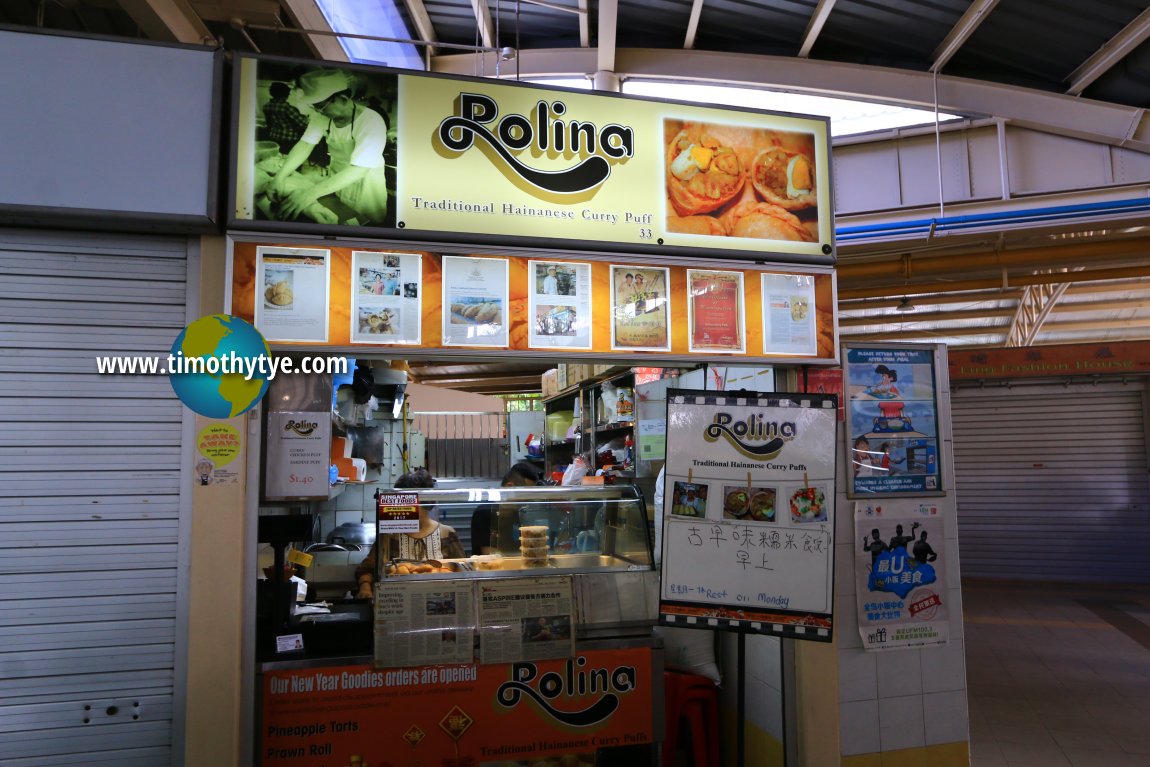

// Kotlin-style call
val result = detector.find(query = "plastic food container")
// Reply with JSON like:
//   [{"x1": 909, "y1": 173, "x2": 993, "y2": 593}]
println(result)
[{"x1": 546, "y1": 411, "x2": 574, "y2": 442}]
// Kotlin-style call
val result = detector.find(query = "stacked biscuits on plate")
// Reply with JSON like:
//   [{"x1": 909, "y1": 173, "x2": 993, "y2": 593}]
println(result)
[{"x1": 519, "y1": 526, "x2": 550, "y2": 568}]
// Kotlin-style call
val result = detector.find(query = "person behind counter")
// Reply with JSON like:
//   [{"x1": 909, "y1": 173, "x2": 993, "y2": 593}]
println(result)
[
  {"x1": 470, "y1": 462, "x2": 543, "y2": 556},
  {"x1": 355, "y1": 469, "x2": 464, "y2": 597}
]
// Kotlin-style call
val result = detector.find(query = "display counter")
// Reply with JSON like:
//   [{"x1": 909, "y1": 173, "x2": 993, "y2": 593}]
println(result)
[
  {"x1": 258, "y1": 485, "x2": 663, "y2": 766},
  {"x1": 373, "y1": 484, "x2": 657, "y2": 643}
]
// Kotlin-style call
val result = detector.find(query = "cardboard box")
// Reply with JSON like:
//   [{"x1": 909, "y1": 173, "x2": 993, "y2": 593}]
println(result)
[{"x1": 541, "y1": 368, "x2": 559, "y2": 398}]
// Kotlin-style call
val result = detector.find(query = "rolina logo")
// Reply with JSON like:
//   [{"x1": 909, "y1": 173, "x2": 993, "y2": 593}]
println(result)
[
  {"x1": 437, "y1": 93, "x2": 634, "y2": 196},
  {"x1": 495, "y1": 657, "x2": 636, "y2": 727},
  {"x1": 704, "y1": 412, "x2": 797, "y2": 460},
  {"x1": 284, "y1": 419, "x2": 318, "y2": 436}
]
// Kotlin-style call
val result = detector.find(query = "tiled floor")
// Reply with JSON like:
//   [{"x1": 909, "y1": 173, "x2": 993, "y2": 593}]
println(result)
[{"x1": 964, "y1": 580, "x2": 1150, "y2": 767}]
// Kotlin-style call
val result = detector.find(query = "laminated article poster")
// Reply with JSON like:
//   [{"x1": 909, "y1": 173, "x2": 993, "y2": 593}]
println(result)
[
  {"x1": 374, "y1": 578, "x2": 477, "y2": 667},
  {"x1": 478, "y1": 576, "x2": 575, "y2": 664},
  {"x1": 761, "y1": 273, "x2": 816, "y2": 357},
  {"x1": 441, "y1": 255, "x2": 510, "y2": 347},
  {"x1": 350, "y1": 250, "x2": 422, "y2": 344},
  {"x1": 254, "y1": 246, "x2": 330, "y2": 343},
  {"x1": 687, "y1": 269, "x2": 745, "y2": 353},
  {"x1": 855, "y1": 499, "x2": 948, "y2": 650},
  {"x1": 527, "y1": 259, "x2": 593, "y2": 349},
  {"x1": 611, "y1": 265, "x2": 671, "y2": 351}
]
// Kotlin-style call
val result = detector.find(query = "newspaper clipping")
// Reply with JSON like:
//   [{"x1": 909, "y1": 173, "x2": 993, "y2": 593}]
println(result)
[
  {"x1": 478, "y1": 576, "x2": 575, "y2": 665},
  {"x1": 374, "y1": 579, "x2": 476, "y2": 667}
]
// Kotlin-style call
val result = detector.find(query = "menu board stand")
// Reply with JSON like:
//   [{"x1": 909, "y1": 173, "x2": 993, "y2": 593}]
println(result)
[{"x1": 657, "y1": 388, "x2": 838, "y2": 766}]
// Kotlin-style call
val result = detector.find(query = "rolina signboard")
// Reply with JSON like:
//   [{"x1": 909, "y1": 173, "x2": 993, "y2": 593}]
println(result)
[{"x1": 229, "y1": 54, "x2": 834, "y2": 264}]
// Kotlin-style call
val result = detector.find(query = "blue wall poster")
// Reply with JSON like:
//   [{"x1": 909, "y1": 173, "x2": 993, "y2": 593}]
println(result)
[
  {"x1": 855, "y1": 499, "x2": 949, "y2": 651},
  {"x1": 845, "y1": 344, "x2": 943, "y2": 497}
]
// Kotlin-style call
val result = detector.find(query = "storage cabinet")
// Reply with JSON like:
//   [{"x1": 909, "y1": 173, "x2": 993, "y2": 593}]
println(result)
[
  {"x1": 542, "y1": 388, "x2": 580, "y2": 480},
  {"x1": 542, "y1": 367, "x2": 636, "y2": 482}
]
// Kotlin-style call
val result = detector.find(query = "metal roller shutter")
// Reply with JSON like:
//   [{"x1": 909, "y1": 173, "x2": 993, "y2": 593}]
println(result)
[
  {"x1": 0, "y1": 230, "x2": 191, "y2": 766},
  {"x1": 952, "y1": 381, "x2": 1150, "y2": 583}
]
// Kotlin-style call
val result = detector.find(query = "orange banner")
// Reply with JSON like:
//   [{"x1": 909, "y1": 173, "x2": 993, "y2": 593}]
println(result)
[
  {"x1": 948, "y1": 340, "x2": 1150, "y2": 380},
  {"x1": 261, "y1": 648, "x2": 656, "y2": 766},
  {"x1": 232, "y1": 242, "x2": 836, "y2": 360}
]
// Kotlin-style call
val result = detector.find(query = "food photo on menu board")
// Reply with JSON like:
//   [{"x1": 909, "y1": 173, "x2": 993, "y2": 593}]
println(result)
[
  {"x1": 664, "y1": 119, "x2": 819, "y2": 243},
  {"x1": 236, "y1": 59, "x2": 399, "y2": 229},
  {"x1": 527, "y1": 260, "x2": 592, "y2": 350},
  {"x1": 441, "y1": 256, "x2": 509, "y2": 347},
  {"x1": 610, "y1": 265, "x2": 671, "y2": 351},
  {"x1": 846, "y1": 345, "x2": 942, "y2": 497},
  {"x1": 687, "y1": 269, "x2": 745, "y2": 353},
  {"x1": 253, "y1": 246, "x2": 330, "y2": 343},
  {"x1": 350, "y1": 250, "x2": 421, "y2": 345}
]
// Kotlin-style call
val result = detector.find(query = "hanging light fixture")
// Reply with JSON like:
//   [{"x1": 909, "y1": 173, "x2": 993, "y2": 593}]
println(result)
[{"x1": 895, "y1": 296, "x2": 916, "y2": 312}]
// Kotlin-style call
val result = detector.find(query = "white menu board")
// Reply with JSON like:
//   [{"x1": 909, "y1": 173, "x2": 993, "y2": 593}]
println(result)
[
  {"x1": 659, "y1": 390, "x2": 838, "y2": 641},
  {"x1": 264, "y1": 411, "x2": 332, "y2": 499}
]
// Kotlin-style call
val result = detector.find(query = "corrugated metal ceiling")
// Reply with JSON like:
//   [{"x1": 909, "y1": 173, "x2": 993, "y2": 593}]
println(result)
[{"x1": 8, "y1": 0, "x2": 1150, "y2": 381}]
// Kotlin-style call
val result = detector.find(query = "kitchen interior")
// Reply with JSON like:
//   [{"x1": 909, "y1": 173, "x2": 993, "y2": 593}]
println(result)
[{"x1": 255, "y1": 354, "x2": 777, "y2": 652}]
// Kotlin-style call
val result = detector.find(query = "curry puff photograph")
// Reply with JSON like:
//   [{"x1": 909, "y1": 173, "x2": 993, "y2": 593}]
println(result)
[{"x1": 664, "y1": 119, "x2": 819, "y2": 243}]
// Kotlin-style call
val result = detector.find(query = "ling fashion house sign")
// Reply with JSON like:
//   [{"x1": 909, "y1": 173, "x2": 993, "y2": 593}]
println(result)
[{"x1": 230, "y1": 55, "x2": 834, "y2": 263}]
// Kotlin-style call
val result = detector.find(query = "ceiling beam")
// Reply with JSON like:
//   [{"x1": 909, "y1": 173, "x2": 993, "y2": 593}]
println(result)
[
  {"x1": 838, "y1": 263, "x2": 1150, "y2": 300},
  {"x1": 839, "y1": 306, "x2": 1016, "y2": 327},
  {"x1": 471, "y1": 0, "x2": 496, "y2": 48},
  {"x1": 930, "y1": 0, "x2": 1000, "y2": 73},
  {"x1": 413, "y1": 375, "x2": 544, "y2": 391},
  {"x1": 797, "y1": 0, "x2": 836, "y2": 59},
  {"x1": 1004, "y1": 281, "x2": 1071, "y2": 347},
  {"x1": 839, "y1": 288, "x2": 1025, "y2": 309},
  {"x1": 841, "y1": 326, "x2": 1003, "y2": 341},
  {"x1": 399, "y1": 0, "x2": 439, "y2": 57},
  {"x1": 191, "y1": 1, "x2": 280, "y2": 25},
  {"x1": 278, "y1": 0, "x2": 351, "y2": 62},
  {"x1": 597, "y1": 0, "x2": 618, "y2": 74},
  {"x1": 430, "y1": 47, "x2": 1150, "y2": 152},
  {"x1": 1066, "y1": 6, "x2": 1150, "y2": 96},
  {"x1": 683, "y1": 0, "x2": 705, "y2": 50},
  {"x1": 116, "y1": 0, "x2": 213, "y2": 44},
  {"x1": 837, "y1": 236, "x2": 1150, "y2": 283}
]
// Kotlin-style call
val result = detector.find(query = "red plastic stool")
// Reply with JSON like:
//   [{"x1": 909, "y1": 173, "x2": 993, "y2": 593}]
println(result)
[{"x1": 663, "y1": 671, "x2": 719, "y2": 767}]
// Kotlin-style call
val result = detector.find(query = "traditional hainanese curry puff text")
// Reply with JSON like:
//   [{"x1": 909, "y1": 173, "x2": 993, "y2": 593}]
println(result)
[
  {"x1": 666, "y1": 214, "x2": 726, "y2": 236},
  {"x1": 666, "y1": 126, "x2": 746, "y2": 216},
  {"x1": 751, "y1": 147, "x2": 816, "y2": 211},
  {"x1": 723, "y1": 201, "x2": 815, "y2": 242}
]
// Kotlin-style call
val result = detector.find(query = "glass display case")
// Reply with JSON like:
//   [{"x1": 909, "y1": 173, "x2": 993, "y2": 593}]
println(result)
[
  {"x1": 374, "y1": 484, "x2": 657, "y2": 640},
  {"x1": 376, "y1": 484, "x2": 652, "y2": 577}
]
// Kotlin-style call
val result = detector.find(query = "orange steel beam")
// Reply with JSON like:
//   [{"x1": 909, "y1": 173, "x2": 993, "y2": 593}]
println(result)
[
  {"x1": 838, "y1": 263, "x2": 1150, "y2": 300},
  {"x1": 837, "y1": 236, "x2": 1150, "y2": 282}
]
